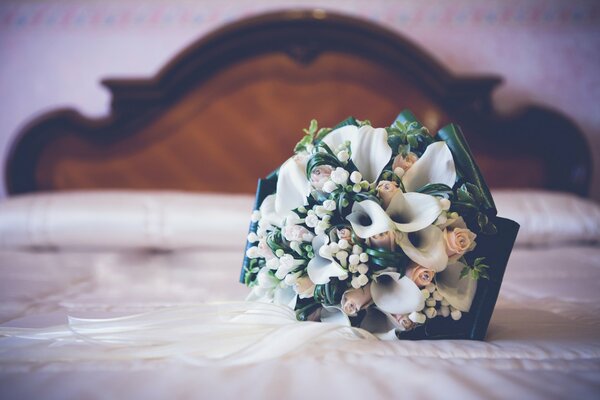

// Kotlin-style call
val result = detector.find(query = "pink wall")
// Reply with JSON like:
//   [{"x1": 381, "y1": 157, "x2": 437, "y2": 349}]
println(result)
[{"x1": 1, "y1": 0, "x2": 599, "y2": 199}]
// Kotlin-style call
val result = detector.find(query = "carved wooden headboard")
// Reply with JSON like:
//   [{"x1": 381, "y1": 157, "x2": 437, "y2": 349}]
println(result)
[{"x1": 5, "y1": 10, "x2": 591, "y2": 196}]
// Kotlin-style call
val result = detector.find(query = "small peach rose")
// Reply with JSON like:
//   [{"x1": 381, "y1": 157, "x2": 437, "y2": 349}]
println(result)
[
  {"x1": 310, "y1": 165, "x2": 334, "y2": 190},
  {"x1": 341, "y1": 284, "x2": 372, "y2": 316},
  {"x1": 336, "y1": 227, "x2": 353, "y2": 244},
  {"x1": 392, "y1": 152, "x2": 419, "y2": 171},
  {"x1": 376, "y1": 180, "x2": 399, "y2": 208},
  {"x1": 405, "y1": 263, "x2": 436, "y2": 288},
  {"x1": 392, "y1": 314, "x2": 416, "y2": 331},
  {"x1": 366, "y1": 231, "x2": 396, "y2": 251},
  {"x1": 444, "y1": 227, "x2": 477, "y2": 261}
]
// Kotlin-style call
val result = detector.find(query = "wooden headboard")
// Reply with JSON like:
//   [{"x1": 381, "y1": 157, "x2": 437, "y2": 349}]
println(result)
[{"x1": 5, "y1": 10, "x2": 591, "y2": 196}]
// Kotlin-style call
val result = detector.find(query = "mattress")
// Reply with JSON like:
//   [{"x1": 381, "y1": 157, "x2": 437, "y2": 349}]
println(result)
[{"x1": 0, "y1": 190, "x2": 599, "y2": 400}]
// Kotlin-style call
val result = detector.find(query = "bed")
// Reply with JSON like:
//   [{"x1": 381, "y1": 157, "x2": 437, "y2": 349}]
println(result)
[{"x1": 1, "y1": 10, "x2": 599, "y2": 400}]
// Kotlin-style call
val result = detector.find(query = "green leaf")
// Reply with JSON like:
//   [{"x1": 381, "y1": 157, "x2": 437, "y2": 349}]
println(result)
[
  {"x1": 459, "y1": 265, "x2": 470, "y2": 279},
  {"x1": 333, "y1": 116, "x2": 359, "y2": 129}
]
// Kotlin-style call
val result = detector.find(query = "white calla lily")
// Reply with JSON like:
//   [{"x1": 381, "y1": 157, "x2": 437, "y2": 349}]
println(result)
[
  {"x1": 397, "y1": 225, "x2": 448, "y2": 271},
  {"x1": 322, "y1": 125, "x2": 358, "y2": 151},
  {"x1": 346, "y1": 200, "x2": 394, "y2": 239},
  {"x1": 370, "y1": 272, "x2": 424, "y2": 315},
  {"x1": 386, "y1": 191, "x2": 442, "y2": 233},
  {"x1": 402, "y1": 141, "x2": 456, "y2": 192},
  {"x1": 307, "y1": 235, "x2": 348, "y2": 284},
  {"x1": 273, "y1": 284, "x2": 298, "y2": 310},
  {"x1": 322, "y1": 125, "x2": 392, "y2": 183},
  {"x1": 350, "y1": 126, "x2": 392, "y2": 183},
  {"x1": 359, "y1": 307, "x2": 399, "y2": 340},
  {"x1": 320, "y1": 305, "x2": 351, "y2": 326},
  {"x1": 436, "y1": 262, "x2": 477, "y2": 312},
  {"x1": 275, "y1": 155, "x2": 311, "y2": 214}
]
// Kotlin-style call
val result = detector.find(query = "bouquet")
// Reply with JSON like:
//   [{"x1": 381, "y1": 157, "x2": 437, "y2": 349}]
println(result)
[{"x1": 242, "y1": 111, "x2": 518, "y2": 340}]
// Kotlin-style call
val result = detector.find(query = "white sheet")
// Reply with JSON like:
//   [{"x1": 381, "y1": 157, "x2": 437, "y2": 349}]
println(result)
[
  {"x1": 1, "y1": 191, "x2": 599, "y2": 400},
  {"x1": 1, "y1": 246, "x2": 599, "y2": 399}
]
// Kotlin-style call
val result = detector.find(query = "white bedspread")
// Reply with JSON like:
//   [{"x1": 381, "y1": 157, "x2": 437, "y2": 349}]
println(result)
[
  {"x1": 0, "y1": 245, "x2": 599, "y2": 399},
  {"x1": 0, "y1": 191, "x2": 599, "y2": 400}
]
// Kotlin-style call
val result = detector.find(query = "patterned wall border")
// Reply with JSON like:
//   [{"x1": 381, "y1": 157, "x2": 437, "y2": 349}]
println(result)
[{"x1": 1, "y1": 2, "x2": 599, "y2": 31}]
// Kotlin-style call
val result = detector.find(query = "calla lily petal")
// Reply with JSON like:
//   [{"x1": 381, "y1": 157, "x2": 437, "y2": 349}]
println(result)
[
  {"x1": 359, "y1": 308, "x2": 398, "y2": 340},
  {"x1": 350, "y1": 126, "x2": 393, "y2": 183},
  {"x1": 436, "y1": 262, "x2": 477, "y2": 312},
  {"x1": 397, "y1": 225, "x2": 448, "y2": 271},
  {"x1": 321, "y1": 125, "x2": 358, "y2": 151},
  {"x1": 307, "y1": 235, "x2": 348, "y2": 284},
  {"x1": 259, "y1": 194, "x2": 287, "y2": 228},
  {"x1": 346, "y1": 200, "x2": 393, "y2": 239},
  {"x1": 275, "y1": 155, "x2": 311, "y2": 214},
  {"x1": 386, "y1": 191, "x2": 442, "y2": 233},
  {"x1": 370, "y1": 272, "x2": 424, "y2": 315},
  {"x1": 320, "y1": 305, "x2": 351, "y2": 326},
  {"x1": 402, "y1": 142, "x2": 456, "y2": 192},
  {"x1": 274, "y1": 285, "x2": 298, "y2": 310}
]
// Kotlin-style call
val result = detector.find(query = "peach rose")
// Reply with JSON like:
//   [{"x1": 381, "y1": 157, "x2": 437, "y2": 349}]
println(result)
[
  {"x1": 405, "y1": 263, "x2": 435, "y2": 287},
  {"x1": 392, "y1": 152, "x2": 419, "y2": 171},
  {"x1": 376, "y1": 180, "x2": 399, "y2": 208},
  {"x1": 310, "y1": 165, "x2": 333, "y2": 190},
  {"x1": 336, "y1": 227, "x2": 353, "y2": 244},
  {"x1": 392, "y1": 314, "x2": 416, "y2": 331},
  {"x1": 367, "y1": 231, "x2": 396, "y2": 251},
  {"x1": 341, "y1": 284, "x2": 372, "y2": 316},
  {"x1": 444, "y1": 227, "x2": 477, "y2": 261}
]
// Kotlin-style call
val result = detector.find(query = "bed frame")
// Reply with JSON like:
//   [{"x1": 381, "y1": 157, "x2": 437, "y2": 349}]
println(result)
[{"x1": 5, "y1": 10, "x2": 592, "y2": 196}]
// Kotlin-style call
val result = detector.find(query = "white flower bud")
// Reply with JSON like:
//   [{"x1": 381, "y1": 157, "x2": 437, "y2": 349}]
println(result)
[
  {"x1": 351, "y1": 276, "x2": 361, "y2": 289},
  {"x1": 337, "y1": 150, "x2": 350, "y2": 162},
  {"x1": 394, "y1": 167, "x2": 405, "y2": 178},
  {"x1": 359, "y1": 253, "x2": 369, "y2": 263},
  {"x1": 275, "y1": 249, "x2": 285, "y2": 258},
  {"x1": 440, "y1": 305, "x2": 450, "y2": 317},
  {"x1": 349, "y1": 255, "x2": 360, "y2": 267},
  {"x1": 352, "y1": 183, "x2": 362, "y2": 193},
  {"x1": 338, "y1": 239, "x2": 350, "y2": 250},
  {"x1": 426, "y1": 283, "x2": 436, "y2": 293},
  {"x1": 246, "y1": 246, "x2": 260, "y2": 258},
  {"x1": 451, "y1": 309, "x2": 462, "y2": 321},
  {"x1": 298, "y1": 206, "x2": 307, "y2": 213},
  {"x1": 425, "y1": 307, "x2": 437, "y2": 319},
  {"x1": 336, "y1": 250, "x2": 349, "y2": 266},
  {"x1": 409, "y1": 311, "x2": 426, "y2": 324},
  {"x1": 323, "y1": 199, "x2": 336, "y2": 211},
  {"x1": 329, "y1": 242, "x2": 340, "y2": 254},
  {"x1": 305, "y1": 214, "x2": 319, "y2": 228},
  {"x1": 322, "y1": 215, "x2": 331, "y2": 223},
  {"x1": 247, "y1": 232, "x2": 259, "y2": 243},
  {"x1": 441, "y1": 299, "x2": 449, "y2": 307},
  {"x1": 317, "y1": 221, "x2": 330, "y2": 232},
  {"x1": 314, "y1": 226, "x2": 326, "y2": 235},
  {"x1": 352, "y1": 245, "x2": 362, "y2": 255},
  {"x1": 323, "y1": 180, "x2": 337, "y2": 193},
  {"x1": 440, "y1": 198, "x2": 451, "y2": 211},
  {"x1": 426, "y1": 298, "x2": 436, "y2": 308},
  {"x1": 284, "y1": 272, "x2": 301, "y2": 285},
  {"x1": 350, "y1": 171, "x2": 362, "y2": 184},
  {"x1": 330, "y1": 167, "x2": 350, "y2": 185},
  {"x1": 433, "y1": 290, "x2": 443, "y2": 301},
  {"x1": 421, "y1": 289, "x2": 430, "y2": 299},
  {"x1": 251, "y1": 210, "x2": 261, "y2": 222},
  {"x1": 314, "y1": 206, "x2": 328, "y2": 218},
  {"x1": 348, "y1": 264, "x2": 358, "y2": 273},
  {"x1": 357, "y1": 274, "x2": 369, "y2": 286},
  {"x1": 357, "y1": 263, "x2": 369, "y2": 275},
  {"x1": 266, "y1": 258, "x2": 280, "y2": 270}
]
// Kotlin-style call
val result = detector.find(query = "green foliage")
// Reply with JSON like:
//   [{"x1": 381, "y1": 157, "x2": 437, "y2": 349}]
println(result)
[
  {"x1": 451, "y1": 183, "x2": 497, "y2": 235},
  {"x1": 294, "y1": 119, "x2": 333, "y2": 153},
  {"x1": 313, "y1": 280, "x2": 345, "y2": 305},
  {"x1": 460, "y1": 257, "x2": 490, "y2": 280}
]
